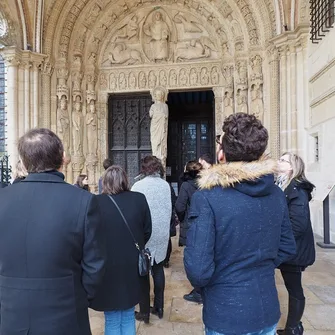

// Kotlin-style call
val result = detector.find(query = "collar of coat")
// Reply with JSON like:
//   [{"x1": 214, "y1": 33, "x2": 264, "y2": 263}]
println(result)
[{"x1": 197, "y1": 158, "x2": 278, "y2": 190}]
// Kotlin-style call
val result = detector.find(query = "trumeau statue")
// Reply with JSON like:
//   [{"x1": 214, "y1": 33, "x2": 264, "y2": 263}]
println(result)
[
  {"x1": 143, "y1": 11, "x2": 170, "y2": 62},
  {"x1": 72, "y1": 96, "x2": 83, "y2": 155},
  {"x1": 149, "y1": 87, "x2": 169, "y2": 167},
  {"x1": 86, "y1": 100, "x2": 98, "y2": 155}
]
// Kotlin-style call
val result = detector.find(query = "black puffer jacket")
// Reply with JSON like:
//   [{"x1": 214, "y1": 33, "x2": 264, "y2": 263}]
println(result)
[
  {"x1": 175, "y1": 174, "x2": 199, "y2": 246},
  {"x1": 279, "y1": 179, "x2": 315, "y2": 269}
]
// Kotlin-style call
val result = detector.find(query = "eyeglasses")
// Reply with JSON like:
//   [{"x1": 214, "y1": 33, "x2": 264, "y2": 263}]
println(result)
[{"x1": 279, "y1": 158, "x2": 290, "y2": 164}]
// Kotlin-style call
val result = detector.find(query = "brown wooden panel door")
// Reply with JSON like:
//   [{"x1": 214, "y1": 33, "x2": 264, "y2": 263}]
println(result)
[{"x1": 108, "y1": 93, "x2": 152, "y2": 184}]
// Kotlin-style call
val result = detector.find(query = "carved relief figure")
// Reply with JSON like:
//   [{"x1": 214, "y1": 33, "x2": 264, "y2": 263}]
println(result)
[
  {"x1": 173, "y1": 12, "x2": 202, "y2": 33},
  {"x1": 119, "y1": 72, "x2": 127, "y2": 90},
  {"x1": 200, "y1": 67, "x2": 209, "y2": 85},
  {"x1": 251, "y1": 85, "x2": 264, "y2": 122},
  {"x1": 72, "y1": 96, "x2": 83, "y2": 154},
  {"x1": 222, "y1": 65, "x2": 234, "y2": 88},
  {"x1": 129, "y1": 72, "x2": 137, "y2": 89},
  {"x1": 149, "y1": 87, "x2": 169, "y2": 167},
  {"x1": 169, "y1": 69, "x2": 177, "y2": 87},
  {"x1": 57, "y1": 96, "x2": 70, "y2": 155},
  {"x1": 139, "y1": 71, "x2": 147, "y2": 89},
  {"x1": 237, "y1": 89, "x2": 248, "y2": 114},
  {"x1": 211, "y1": 66, "x2": 220, "y2": 85},
  {"x1": 85, "y1": 4, "x2": 101, "y2": 27},
  {"x1": 250, "y1": 55, "x2": 263, "y2": 82},
  {"x1": 110, "y1": 73, "x2": 117, "y2": 90},
  {"x1": 148, "y1": 71, "x2": 157, "y2": 88},
  {"x1": 143, "y1": 11, "x2": 170, "y2": 62},
  {"x1": 109, "y1": 43, "x2": 142, "y2": 65},
  {"x1": 86, "y1": 100, "x2": 98, "y2": 155},
  {"x1": 100, "y1": 73, "x2": 108, "y2": 89},
  {"x1": 190, "y1": 68, "x2": 198, "y2": 86},
  {"x1": 223, "y1": 91, "x2": 234, "y2": 117},
  {"x1": 176, "y1": 36, "x2": 216, "y2": 62},
  {"x1": 114, "y1": 15, "x2": 140, "y2": 42},
  {"x1": 237, "y1": 61, "x2": 248, "y2": 86},
  {"x1": 159, "y1": 70, "x2": 167, "y2": 86},
  {"x1": 179, "y1": 69, "x2": 188, "y2": 86}
]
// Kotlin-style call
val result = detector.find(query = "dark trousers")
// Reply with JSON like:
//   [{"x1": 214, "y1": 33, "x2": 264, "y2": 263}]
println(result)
[
  {"x1": 139, "y1": 261, "x2": 165, "y2": 314},
  {"x1": 280, "y1": 268, "x2": 305, "y2": 300},
  {"x1": 164, "y1": 239, "x2": 172, "y2": 264},
  {"x1": 280, "y1": 267, "x2": 305, "y2": 328}
]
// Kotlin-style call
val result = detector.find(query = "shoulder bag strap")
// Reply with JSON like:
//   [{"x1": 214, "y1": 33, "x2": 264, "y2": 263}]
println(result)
[{"x1": 107, "y1": 195, "x2": 141, "y2": 252}]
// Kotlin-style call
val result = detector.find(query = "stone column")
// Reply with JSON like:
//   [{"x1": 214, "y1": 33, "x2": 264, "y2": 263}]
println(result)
[
  {"x1": 213, "y1": 86, "x2": 224, "y2": 135},
  {"x1": 279, "y1": 46, "x2": 288, "y2": 153},
  {"x1": 2, "y1": 49, "x2": 20, "y2": 170},
  {"x1": 18, "y1": 62, "x2": 25, "y2": 137},
  {"x1": 290, "y1": 44, "x2": 297, "y2": 153},
  {"x1": 32, "y1": 62, "x2": 39, "y2": 128},
  {"x1": 23, "y1": 61, "x2": 31, "y2": 132},
  {"x1": 41, "y1": 60, "x2": 53, "y2": 128},
  {"x1": 98, "y1": 92, "x2": 108, "y2": 179},
  {"x1": 286, "y1": 46, "x2": 292, "y2": 150},
  {"x1": 267, "y1": 44, "x2": 280, "y2": 159}
]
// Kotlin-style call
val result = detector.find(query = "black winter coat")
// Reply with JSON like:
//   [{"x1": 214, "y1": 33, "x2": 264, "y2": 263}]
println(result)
[
  {"x1": 175, "y1": 176, "x2": 198, "y2": 246},
  {"x1": 279, "y1": 179, "x2": 315, "y2": 269},
  {"x1": 169, "y1": 185, "x2": 178, "y2": 237},
  {"x1": 0, "y1": 172, "x2": 106, "y2": 335},
  {"x1": 90, "y1": 191, "x2": 152, "y2": 311}
]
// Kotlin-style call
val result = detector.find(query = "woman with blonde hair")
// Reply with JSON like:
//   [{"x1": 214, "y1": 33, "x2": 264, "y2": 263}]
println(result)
[
  {"x1": 90, "y1": 165, "x2": 152, "y2": 334},
  {"x1": 276, "y1": 152, "x2": 315, "y2": 335},
  {"x1": 12, "y1": 160, "x2": 28, "y2": 184}
]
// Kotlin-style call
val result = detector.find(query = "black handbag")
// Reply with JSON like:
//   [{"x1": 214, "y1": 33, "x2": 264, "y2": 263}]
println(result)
[{"x1": 108, "y1": 195, "x2": 151, "y2": 276}]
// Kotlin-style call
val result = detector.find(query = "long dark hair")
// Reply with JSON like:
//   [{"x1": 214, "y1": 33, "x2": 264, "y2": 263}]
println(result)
[{"x1": 75, "y1": 174, "x2": 89, "y2": 191}]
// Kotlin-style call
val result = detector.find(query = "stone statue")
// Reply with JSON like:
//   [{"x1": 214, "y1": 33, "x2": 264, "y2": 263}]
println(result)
[
  {"x1": 237, "y1": 90, "x2": 248, "y2": 114},
  {"x1": 251, "y1": 85, "x2": 264, "y2": 122},
  {"x1": 159, "y1": 70, "x2": 167, "y2": 86},
  {"x1": 148, "y1": 71, "x2": 157, "y2": 88},
  {"x1": 57, "y1": 95, "x2": 70, "y2": 155},
  {"x1": 72, "y1": 96, "x2": 83, "y2": 154},
  {"x1": 223, "y1": 91, "x2": 234, "y2": 117},
  {"x1": 211, "y1": 67, "x2": 220, "y2": 85},
  {"x1": 144, "y1": 11, "x2": 170, "y2": 62},
  {"x1": 139, "y1": 71, "x2": 147, "y2": 89},
  {"x1": 200, "y1": 67, "x2": 209, "y2": 85},
  {"x1": 129, "y1": 72, "x2": 137, "y2": 89},
  {"x1": 190, "y1": 68, "x2": 198, "y2": 86},
  {"x1": 109, "y1": 43, "x2": 142, "y2": 65},
  {"x1": 175, "y1": 39, "x2": 212, "y2": 61},
  {"x1": 149, "y1": 87, "x2": 169, "y2": 167},
  {"x1": 169, "y1": 69, "x2": 177, "y2": 86},
  {"x1": 114, "y1": 15, "x2": 140, "y2": 41},
  {"x1": 179, "y1": 69, "x2": 188, "y2": 86},
  {"x1": 86, "y1": 100, "x2": 98, "y2": 155}
]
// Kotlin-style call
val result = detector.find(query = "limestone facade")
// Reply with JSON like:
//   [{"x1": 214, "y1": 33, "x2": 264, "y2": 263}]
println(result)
[{"x1": 2, "y1": 0, "x2": 331, "y2": 242}]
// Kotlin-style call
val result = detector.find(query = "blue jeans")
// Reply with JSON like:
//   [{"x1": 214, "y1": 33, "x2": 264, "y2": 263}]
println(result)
[
  {"x1": 205, "y1": 323, "x2": 277, "y2": 335},
  {"x1": 104, "y1": 307, "x2": 136, "y2": 335}
]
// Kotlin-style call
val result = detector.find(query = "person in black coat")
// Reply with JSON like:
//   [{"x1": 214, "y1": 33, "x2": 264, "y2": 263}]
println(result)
[
  {"x1": 175, "y1": 160, "x2": 202, "y2": 303},
  {"x1": 90, "y1": 165, "x2": 152, "y2": 335},
  {"x1": 176, "y1": 161, "x2": 202, "y2": 247},
  {"x1": 0, "y1": 128, "x2": 105, "y2": 335},
  {"x1": 276, "y1": 152, "x2": 316, "y2": 335}
]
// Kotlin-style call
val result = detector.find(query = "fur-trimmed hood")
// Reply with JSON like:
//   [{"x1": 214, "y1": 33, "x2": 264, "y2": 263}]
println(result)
[{"x1": 198, "y1": 159, "x2": 278, "y2": 192}]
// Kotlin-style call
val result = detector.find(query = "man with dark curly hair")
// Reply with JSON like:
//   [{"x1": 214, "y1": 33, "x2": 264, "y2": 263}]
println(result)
[{"x1": 184, "y1": 113, "x2": 296, "y2": 335}]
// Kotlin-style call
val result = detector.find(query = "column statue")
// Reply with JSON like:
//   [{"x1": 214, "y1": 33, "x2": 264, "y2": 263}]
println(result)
[
  {"x1": 149, "y1": 87, "x2": 169, "y2": 167},
  {"x1": 86, "y1": 100, "x2": 98, "y2": 155},
  {"x1": 72, "y1": 96, "x2": 83, "y2": 155},
  {"x1": 57, "y1": 95, "x2": 70, "y2": 156},
  {"x1": 251, "y1": 85, "x2": 264, "y2": 122}
]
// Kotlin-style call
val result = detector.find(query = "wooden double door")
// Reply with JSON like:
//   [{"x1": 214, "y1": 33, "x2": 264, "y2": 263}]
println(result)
[{"x1": 108, "y1": 91, "x2": 214, "y2": 187}]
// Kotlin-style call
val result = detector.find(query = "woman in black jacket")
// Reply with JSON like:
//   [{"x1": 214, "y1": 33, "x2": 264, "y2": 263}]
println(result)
[
  {"x1": 276, "y1": 153, "x2": 315, "y2": 335},
  {"x1": 90, "y1": 166, "x2": 152, "y2": 335},
  {"x1": 175, "y1": 160, "x2": 202, "y2": 303}
]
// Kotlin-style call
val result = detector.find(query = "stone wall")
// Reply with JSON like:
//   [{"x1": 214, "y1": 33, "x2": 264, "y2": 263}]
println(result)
[{"x1": 308, "y1": 28, "x2": 335, "y2": 243}]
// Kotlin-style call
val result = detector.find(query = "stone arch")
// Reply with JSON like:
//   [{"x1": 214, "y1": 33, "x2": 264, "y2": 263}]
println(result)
[{"x1": 0, "y1": 0, "x2": 24, "y2": 48}]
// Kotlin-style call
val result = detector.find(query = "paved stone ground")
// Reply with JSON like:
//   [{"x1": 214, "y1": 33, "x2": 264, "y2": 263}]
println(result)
[{"x1": 90, "y1": 235, "x2": 335, "y2": 335}]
